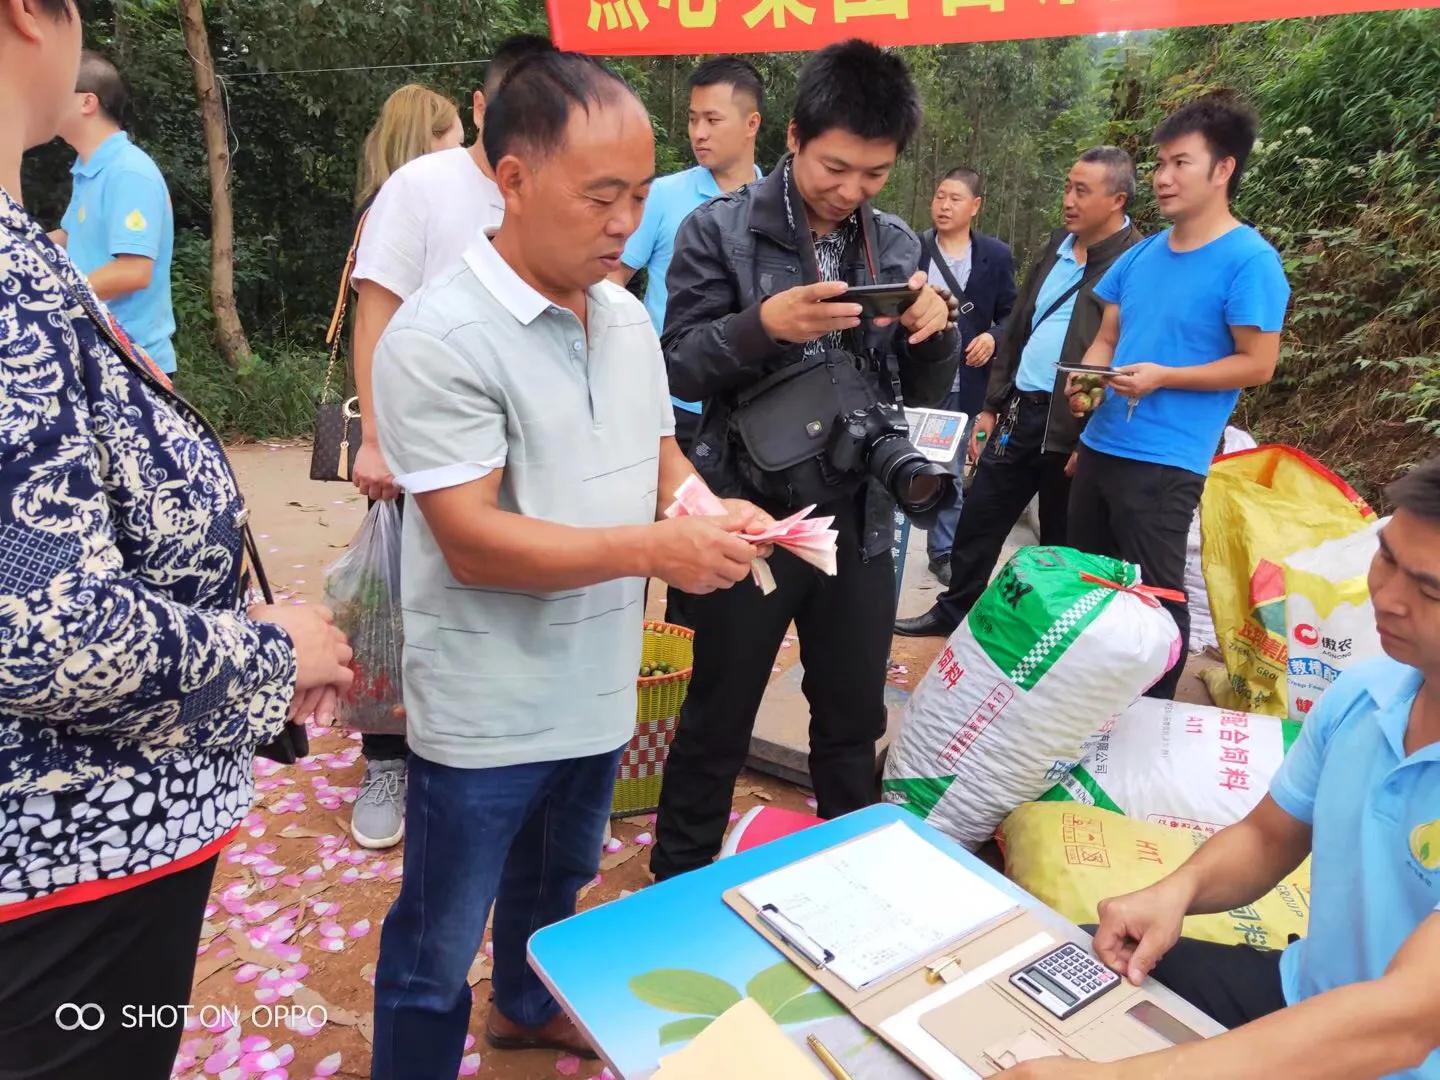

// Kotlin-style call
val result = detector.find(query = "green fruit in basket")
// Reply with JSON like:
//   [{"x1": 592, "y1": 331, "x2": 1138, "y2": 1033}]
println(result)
[{"x1": 640, "y1": 665, "x2": 653, "y2": 678}]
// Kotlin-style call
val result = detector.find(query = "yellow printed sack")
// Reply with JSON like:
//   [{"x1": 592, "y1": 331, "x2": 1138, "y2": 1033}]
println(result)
[
  {"x1": 999, "y1": 802, "x2": 1310, "y2": 950},
  {"x1": 1199, "y1": 446, "x2": 1375, "y2": 716}
]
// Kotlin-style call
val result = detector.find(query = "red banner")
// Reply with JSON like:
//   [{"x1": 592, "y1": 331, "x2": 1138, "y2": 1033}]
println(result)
[{"x1": 548, "y1": 0, "x2": 1435, "y2": 55}]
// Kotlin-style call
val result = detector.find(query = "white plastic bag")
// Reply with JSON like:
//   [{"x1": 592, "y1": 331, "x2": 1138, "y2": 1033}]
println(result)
[
  {"x1": 1283, "y1": 518, "x2": 1386, "y2": 720},
  {"x1": 1039, "y1": 699, "x2": 1300, "y2": 835},
  {"x1": 324, "y1": 502, "x2": 405, "y2": 734},
  {"x1": 883, "y1": 546, "x2": 1180, "y2": 850}
]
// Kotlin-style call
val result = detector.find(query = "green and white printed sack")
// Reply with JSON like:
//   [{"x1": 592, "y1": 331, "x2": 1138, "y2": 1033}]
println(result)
[
  {"x1": 883, "y1": 546, "x2": 1181, "y2": 850},
  {"x1": 1038, "y1": 699, "x2": 1302, "y2": 835}
]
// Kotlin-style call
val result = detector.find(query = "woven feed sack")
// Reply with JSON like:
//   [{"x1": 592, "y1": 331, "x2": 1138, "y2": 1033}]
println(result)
[
  {"x1": 1038, "y1": 699, "x2": 1301, "y2": 835},
  {"x1": 1000, "y1": 803, "x2": 1311, "y2": 949},
  {"x1": 1199, "y1": 445, "x2": 1375, "y2": 716},
  {"x1": 1283, "y1": 519, "x2": 1387, "y2": 722},
  {"x1": 883, "y1": 546, "x2": 1180, "y2": 850}
]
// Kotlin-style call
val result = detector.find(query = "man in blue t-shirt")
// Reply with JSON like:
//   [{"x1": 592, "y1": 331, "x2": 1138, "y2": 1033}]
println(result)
[
  {"x1": 52, "y1": 51, "x2": 176, "y2": 373},
  {"x1": 1002, "y1": 458, "x2": 1440, "y2": 1080},
  {"x1": 608, "y1": 56, "x2": 763, "y2": 454},
  {"x1": 1066, "y1": 94, "x2": 1290, "y2": 700}
]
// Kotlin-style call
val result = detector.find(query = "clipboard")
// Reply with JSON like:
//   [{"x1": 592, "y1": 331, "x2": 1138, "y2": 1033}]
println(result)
[
  {"x1": 724, "y1": 825, "x2": 1210, "y2": 1078},
  {"x1": 723, "y1": 826, "x2": 1041, "y2": 1064}
]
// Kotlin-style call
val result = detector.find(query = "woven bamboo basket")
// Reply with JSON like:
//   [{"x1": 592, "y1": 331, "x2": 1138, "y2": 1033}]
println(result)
[{"x1": 611, "y1": 621, "x2": 694, "y2": 817}]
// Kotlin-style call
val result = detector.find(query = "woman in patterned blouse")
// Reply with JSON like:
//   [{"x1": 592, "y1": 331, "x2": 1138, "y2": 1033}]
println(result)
[{"x1": 0, "y1": 4, "x2": 354, "y2": 1077}]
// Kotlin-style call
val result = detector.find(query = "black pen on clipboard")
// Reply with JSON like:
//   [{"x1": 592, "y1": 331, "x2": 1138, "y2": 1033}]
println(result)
[{"x1": 758, "y1": 903, "x2": 835, "y2": 971}]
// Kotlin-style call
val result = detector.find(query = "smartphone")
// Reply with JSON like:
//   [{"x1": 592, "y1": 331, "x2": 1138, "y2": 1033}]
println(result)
[
  {"x1": 1055, "y1": 363, "x2": 1124, "y2": 379},
  {"x1": 823, "y1": 283, "x2": 919, "y2": 318}
]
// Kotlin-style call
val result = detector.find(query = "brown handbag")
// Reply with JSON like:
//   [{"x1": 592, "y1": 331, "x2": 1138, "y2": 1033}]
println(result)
[{"x1": 309, "y1": 210, "x2": 369, "y2": 482}]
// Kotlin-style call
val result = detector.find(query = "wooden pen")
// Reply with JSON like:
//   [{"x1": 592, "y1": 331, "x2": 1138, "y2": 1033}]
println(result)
[{"x1": 807, "y1": 1034, "x2": 855, "y2": 1080}]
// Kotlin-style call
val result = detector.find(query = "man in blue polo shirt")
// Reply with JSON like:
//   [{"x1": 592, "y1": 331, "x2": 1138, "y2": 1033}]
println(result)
[
  {"x1": 1004, "y1": 458, "x2": 1440, "y2": 1080},
  {"x1": 53, "y1": 51, "x2": 176, "y2": 373},
  {"x1": 608, "y1": 55, "x2": 763, "y2": 454},
  {"x1": 1065, "y1": 93, "x2": 1289, "y2": 700}
]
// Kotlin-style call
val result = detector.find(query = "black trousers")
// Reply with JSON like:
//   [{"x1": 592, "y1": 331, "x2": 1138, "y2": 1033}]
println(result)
[
  {"x1": 1066, "y1": 446, "x2": 1204, "y2": 700},
  {"x1": 936, "y1": 392, "x2": 1072, "y2": 630},
  {"x1": 662, "y1": 407, "x2": 706, "y2": 631},
  {"x1": 652, "y1": 504, "x2": 893, "y2": 880},
  {"x1": 1149, "y1": 937, "x2": 1287, "y2": 1030},
  {"x1": 0, "y1": 856, "x2": 219, "y2": 1080}
]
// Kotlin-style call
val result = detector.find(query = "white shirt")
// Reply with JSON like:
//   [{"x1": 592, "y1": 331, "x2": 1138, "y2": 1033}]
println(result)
[{"x1": 352, "y1": 146, "x2": 506, "y2": 300}]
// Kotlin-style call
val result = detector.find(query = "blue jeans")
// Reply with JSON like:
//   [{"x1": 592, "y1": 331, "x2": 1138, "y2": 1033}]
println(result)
[
  {"x1": 372, "y1": 747, "x2": 622, "y2": 1080},
  {"x1": 926, "y1": 391, "x2": 974, "y2": 561}
]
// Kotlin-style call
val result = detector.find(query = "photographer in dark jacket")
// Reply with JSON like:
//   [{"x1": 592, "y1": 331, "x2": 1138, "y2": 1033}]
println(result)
[
  {"x1": 898, "y1": 147, "x2": 1143, "y2": 638},
  {"x1": 652, "y1": 40, "x2": 958, "y2": 881}
]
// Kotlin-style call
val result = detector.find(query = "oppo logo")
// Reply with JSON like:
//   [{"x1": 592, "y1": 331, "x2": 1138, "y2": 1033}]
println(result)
[
  {"x1": 54, "y1": 1003, "x2": 106, "y2": 1031},
  {"x1": 1294, "y1": 623, "x2": 1320, "y2": 647}
]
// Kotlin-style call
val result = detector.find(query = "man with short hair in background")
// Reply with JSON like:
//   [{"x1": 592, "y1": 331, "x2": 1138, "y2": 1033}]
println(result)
[
  {"x1": 1065, "y1": 94, "x2": 1289, "y2": 701},
  {"x1": 608, "y1": 55, "x2": 765, "y2": 454},
  {"x1": 915, "y1": 165, "x2": 1016, "y2": 585},
  {"x1": 53, "y1": 50, "x2": 177, "y2": 373},
  {"x1": 344, "y1": 32, "x2": 555, "y2": 851},
  {"x1": 369, "y1": 51, "x2": 770, "y2": 1077},
  {"x1": 897, "y1": 148, "x2": 1143, "y2": 639}
]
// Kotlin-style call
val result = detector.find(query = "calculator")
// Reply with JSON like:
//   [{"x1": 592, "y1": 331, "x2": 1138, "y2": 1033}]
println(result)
[{"x1": 1008, "y1": 943, "x2": 1121, "y2": 1021}]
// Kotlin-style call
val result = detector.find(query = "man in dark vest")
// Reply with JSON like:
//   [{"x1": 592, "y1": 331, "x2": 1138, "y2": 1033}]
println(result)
[{"x1": 897, "y1": 147, "x2": 1143, "y2": 638}]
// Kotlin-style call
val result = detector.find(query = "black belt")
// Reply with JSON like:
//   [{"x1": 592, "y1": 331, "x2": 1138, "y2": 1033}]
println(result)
[{"x1": 1014, "y1": 389, "x2": 1051, "y2": 406}]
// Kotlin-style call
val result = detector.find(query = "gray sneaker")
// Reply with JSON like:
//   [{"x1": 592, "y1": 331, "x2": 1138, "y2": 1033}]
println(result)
[{"x1": 351, "y1": 759, "x2": 406, "y2": 850}]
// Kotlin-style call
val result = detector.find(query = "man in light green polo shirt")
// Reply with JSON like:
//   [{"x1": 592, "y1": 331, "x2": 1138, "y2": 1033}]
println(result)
[{"x1": 368, "y1": 52, "x2": 771, "y2": 1078}]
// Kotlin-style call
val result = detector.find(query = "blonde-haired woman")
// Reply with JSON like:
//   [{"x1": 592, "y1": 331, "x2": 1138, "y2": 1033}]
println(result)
[
  {"x1": 356, "y1": 83, "x2": 463, "y2": 209},
  {"x1": 337, "y1": 83, "x2": 460, "y2": 850}
]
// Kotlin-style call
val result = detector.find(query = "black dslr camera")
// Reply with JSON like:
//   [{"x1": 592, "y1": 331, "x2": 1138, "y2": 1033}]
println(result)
[{"x1": 828, "y1": 403, "x2": 954, "y2": 527}]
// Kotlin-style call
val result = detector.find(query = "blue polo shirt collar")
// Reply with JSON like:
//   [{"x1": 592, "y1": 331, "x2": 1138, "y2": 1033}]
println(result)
[
  {"x1": 72, "y1": 131, "x2": 131, "y2": 179},
  {"x1": 693, "y1": 163, "x2": 762, "y2": 199},
  {"x1": 1366, "y1": 659, "x2": 1429, "y2": 761}
]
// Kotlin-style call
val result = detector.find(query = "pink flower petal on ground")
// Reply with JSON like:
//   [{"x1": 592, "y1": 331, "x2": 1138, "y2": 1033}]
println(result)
[
  {"x1": 205, "y1": 1047, "x2": 241, "y2": 1073},
  {"x1": 273, "y1": 943, "x2": 304, "y2": 963},
  {"x1": 259, "y1": 1071, "x2": 288, "y2": 1080},
  {"x1": 347, "y1": 919, "x2": 371, "y2": 938},
  {"x1": 603, "y1": 838, "x2": 623, "y2": 854},
  {"x1": 273, "y1": 1044, "x2": 296, "y2": 1067},
  {"x1": 282, "y1": 963, "x2": 310, "y2": 980},
  {"x1": 728, "y1": 811, "x2": 741, "y2": 823},
  {"x1": 204, "y1": 902, "x2": 219, "y2": 918},
  {"x1": 241, "y1": 1036, "x2": 272, "y2": 1053},
  {"x1": 458, "y1": 1053, "x2": 482, "y2": 1077},
  {"x1": 484, "y1": 941, "x2": 494, "y2": 958},
  {"x1": 234, "y1": 963, "x2": 264, "y2": 984},
  {"x1": 555, "y1": 1055, "x2": 581, "y2": 1076},
  {"x1": 284, "y1": 1013, "x2": 324, "y2": 1037},
  {"x1": 634, "y1": 832, "x2": 653, "y2": 846},
  {"x1": 599, "y1": 1070, "x2": 617, "y2": 1080},
  {"x1": 463, "y1": 1035, "x2": 476, "y2": 1051},
  {"x1": 280, "y1": 874, "x2": 303, "y2": 888},
  {"x1": 313, "y1": 1052, "x2": 342, "y2": 1077},
  {"x1": 301, "y1": 866, "x2": 324, "y2": 881},
  {"x1": 204, "y1": 1013, "x2": 237, "y2": 1035},
  {"x1": 318, "y1": 921, "x2": 344, "y2": 938},
  {"x1": 255, "y1": 986, "x2": 281, "y2": 1005},
  {"x1": 339, "y1": 868, "x2": 360, "y2": 884},
  {"x1": 806, "y1": 798, "x2": 818, "y2": 809}
]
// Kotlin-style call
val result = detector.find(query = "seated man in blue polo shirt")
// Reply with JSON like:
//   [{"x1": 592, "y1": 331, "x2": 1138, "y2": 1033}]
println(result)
[
  {"x1": 1003, "y1": 457, "x2": 1440, "y2": 1079},
  {"x1": 53, "y1": 51, "x2": 176, "y2": 373}
]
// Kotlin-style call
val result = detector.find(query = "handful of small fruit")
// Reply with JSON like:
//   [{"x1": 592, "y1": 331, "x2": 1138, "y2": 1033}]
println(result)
[
  {"x1": 1069, "y1": 371, "x2": 1108, "y2": 416},
  {"x1": 640, "y1": 660, "x2": 678, "y2": 678}
]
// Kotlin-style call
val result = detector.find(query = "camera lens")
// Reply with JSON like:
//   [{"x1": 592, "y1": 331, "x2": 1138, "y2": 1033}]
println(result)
[{"x1": 867, "y1": 435, "x2": 955, "y2": 523}]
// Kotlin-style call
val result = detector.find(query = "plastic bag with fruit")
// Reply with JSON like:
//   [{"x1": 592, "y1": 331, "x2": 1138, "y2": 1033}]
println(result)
[{"x1": 324, "y1": 501, "x2": 405, "y2": 734}]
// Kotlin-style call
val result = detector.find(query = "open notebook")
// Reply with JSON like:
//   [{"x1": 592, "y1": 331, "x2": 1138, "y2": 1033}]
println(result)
[{"x1": 737, "y1": 822, "x2": 1018, "y2": 991}]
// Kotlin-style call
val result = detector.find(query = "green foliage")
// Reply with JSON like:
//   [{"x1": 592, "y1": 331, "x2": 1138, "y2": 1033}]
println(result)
[
  {"x1": 18, "y1": 4, "x2": 1436, "y2": 495},
  {"x1": 1098, "y1": 11, "x2": 1440, "y2": 501}
]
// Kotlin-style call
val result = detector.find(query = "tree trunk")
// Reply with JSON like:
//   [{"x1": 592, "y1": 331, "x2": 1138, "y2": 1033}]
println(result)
[{"x1": 177, "y1": 0, "x2": 251, "y2": 370}]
